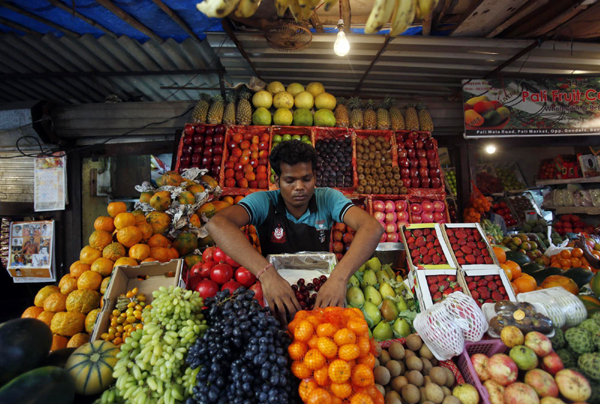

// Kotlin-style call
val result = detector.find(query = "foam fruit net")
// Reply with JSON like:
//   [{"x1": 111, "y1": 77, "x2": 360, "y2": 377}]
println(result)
[
  {"x1": 288, "y1": 307, "x2": 384, "y2": 404},
  {"x1": 414, "y1": 292, "x2": 488, "y2": 361}
]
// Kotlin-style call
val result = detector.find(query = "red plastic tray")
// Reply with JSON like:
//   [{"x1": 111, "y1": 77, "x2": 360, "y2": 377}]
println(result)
[
  {"x1": 174, "y1": 123, "x2": 224, "y2": 174},
  {"x1": 355, "y1": 129, "x2": 401, "y2": 196},
  {"x1": 314, "y1": 127, "x2": 357, "y2": 195}
]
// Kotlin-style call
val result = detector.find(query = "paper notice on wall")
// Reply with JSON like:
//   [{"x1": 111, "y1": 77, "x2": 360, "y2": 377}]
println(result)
[
  {"x1": 34, "y1": 154, "x2": 67, "y2": 212},
  {"x1": 7, "y1": 220, "x2": 55, "y2": 282}
]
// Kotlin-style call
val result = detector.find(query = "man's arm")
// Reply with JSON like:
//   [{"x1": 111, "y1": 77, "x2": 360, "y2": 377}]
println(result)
[{"x1": 315, "y1": 206, "x2": 384, "y2": 308}]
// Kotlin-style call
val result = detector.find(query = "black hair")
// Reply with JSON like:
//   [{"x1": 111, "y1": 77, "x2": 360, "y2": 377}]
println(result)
[{"x1": 269, "y1": 140, "x2": 318, "y2": 177}]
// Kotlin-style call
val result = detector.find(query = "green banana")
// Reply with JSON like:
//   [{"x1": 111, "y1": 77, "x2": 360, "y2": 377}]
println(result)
[
  {"x1": 390, "y1": 0, "x2": 416, "y2": 36},
  {"x1": 365, "y1": 0, "x2": 396, "y2": 34}
]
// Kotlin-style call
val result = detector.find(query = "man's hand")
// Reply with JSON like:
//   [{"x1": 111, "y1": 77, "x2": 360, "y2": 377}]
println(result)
[
  {"x1": 314, "y1": 272, "x2": 347, "y2": 309},
  {"x1": 261, "y1": 269, "x2": 301, "y2": 327}
]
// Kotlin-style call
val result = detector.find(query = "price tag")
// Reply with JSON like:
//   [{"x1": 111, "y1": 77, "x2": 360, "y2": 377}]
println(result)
[
  {"x1": 525, "y1": 210, "x2": 538, "y2": 221},
  {"x1": 513, "y1": 310, "x2": 525, "y2": 321}
]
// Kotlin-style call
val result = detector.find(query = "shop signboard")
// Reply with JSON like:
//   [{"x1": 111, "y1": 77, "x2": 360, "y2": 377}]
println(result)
[{"x1": 462, "y1": 77, "x2": 600, "y2": 138}]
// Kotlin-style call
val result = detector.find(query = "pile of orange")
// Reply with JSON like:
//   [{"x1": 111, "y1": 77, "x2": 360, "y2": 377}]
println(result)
[
  {"x1": 493, "y1": 246, "x2": 537, "y2": 295},
  {"x1": 548, "y1": 248, "x2": 591, "y2": 271},
  {"x1": 289, "y1": 307, "x2": 383, "y2": 404}
]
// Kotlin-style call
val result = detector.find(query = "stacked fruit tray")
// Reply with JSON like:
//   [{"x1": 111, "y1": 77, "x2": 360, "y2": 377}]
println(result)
[
  {"x1": 458, "y1": 269, "x2": 517, "y2": 307},
  {"x1": 174, "y1": 123, "x2": 226, "y2": 178},
  {"x1": 410, "y1": 269, "x2": 468, "y2": 310},
  {"x1": 354, "y1": 130, "x2": 400, "y2": 195},
  {"x1": 314, "y1": 127, "x2": 356, "y2": 192},
  {"x1": 443, "y1": 224, "x2": 500, "y2": 269},
  {"x1": 395, "y1": 132, "x2": 445, "y2": 195},
  {"x1": 400, "y1": 224, "x2": 456, "y2": 271}
]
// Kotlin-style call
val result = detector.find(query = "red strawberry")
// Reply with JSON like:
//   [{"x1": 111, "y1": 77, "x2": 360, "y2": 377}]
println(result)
[
  {"x1": 465, "y1": 276, "x2": 473, "y2": 282},
  {"x1": 468, "y1": 282, "x2": 477, "y2": 290},
  {"x1": 461, "y1": 246, "x2": 473, "y2": 254},
  {"x1": 455, "y1": 230, "x2": 467, "y2": 239},
  {"x1": 452, "y1": 244, "x2": 460, "y2": 251},
  {"x1": 414, "y1": 230, "x2": 423, "y2": 237},
  {"x1": 446, "y1": 229, "x2": 454, "y2": 236},
  {"x1": 473, "y1": 249, "x2": 481, "y2": 257},
  {"x1": 476, "y1": 301, "x2": 483, "y2": 308},
  {"x1": 478, "y1": 279, "x2": 488, "y2": 287},
  {"x1": 457, "y1": 258, "x2": 466, "y2": 265},
  {"x1": 427, "y1": 276, "x2": 437, "y2": 285},
  {"x1": 479, "y1": 288, "x2": 491, "y2": 300},
  {"x1": 437, "y1": 275, "x2": 447, "y2": 281},
  {"x1": 474, "y1": 276, "x2": 481, "y2": 281},
  {"x1": 465, "y1": 255, "x2": 476, "y2": 264},
  {"x1": 407, "y1": 236, "x2": 415, "y2": 244},
  {"x1": 423, "y1": 255, "x2": 433, "y2": 264},
  {"x1": 492, "y1": 291, "x2": 504, "y2": 301},
  {"x1": 467, "y1": 242, "x2": 477, "y2": 249},
  {"x1": 484, "y1": 299, "x2": 494, "y2": 304},
  {"x1": 471, "y1": 290, "x2": 480, "y2": 299},
  {"x1": 454, "y1": 286, "x2": 463, "y2": 293},
  {"x1": 432, "y1": 255, "x2": 441, "y2": 264},
  {"x1": 436, "y1": 246, "x2": 444, "y2": 255},
  {"x1": 423, "y1": 229, "x2": 430, "y2": 236},
  {"x1": 426, "y1": 242, "x2": 434, "y2": 249},
  {"x1": 499, "y1": 287, "x2": 506, "y2": 294},
  {"x1": 413, "y1": 257, "x2": 420, "y2": 266},
  {"x1": 482, "y1": 250, "x2": 490, "y2": 257},
  {"x1": 488, "y1": 282, "x2": 498, "y2": 291},
  {"x1": 416, "y1": 237, "x2": 426, "y2": 247},
  {"x1": 455, "y1": 251, "x2": 464, "y2": 258},
  {"x1": 477, "y1": 242, "x2": 486, "y2": 249},
  {"x1": 496, "y1": 280, "x2": 503, "y2": 286},
  {"x1": 475, "y1": 233, "x2": 482, "y2": 241},
  {"x1": 443, "y1": 289, "x2": 453, "y2": 297},
  {"x1": 485, "y1": 275, "x2": 494, "y2": 281},
  {"x1": 448, "y1": 275, "x2": 456, "y2": 281},
  {"x1": 404, "y1": 230, "x2": 412, "y2": 239},
  {"x1": 420, "y1": 246, "x2": 428, "y2": 255},
  {"x1": 411, "y1": 249, "x2": 420, "y2": 258},
  {"x1": 434, "y1": 239, "x2": 440, "y2": 246},
  {"x1": 476, "y1": 256, "x2": 484, "y2": 264},
  {"x1": 484, "y1": 257, "x2": 493, "y2": 264},
  {"x1": 458, "y1": 238, "x2": 467, "y2": 246},
  {"x1": 467, "y1": 237, "x2": 475, "y2": 243},
  {"x1": 409, "y1": 243, "x2": 416, "y2": 250},
  {"x1": 493, "y1": 275, "x2": 501, "y2": 280},
  {"x1": 433, "y1": 292, "x2": 442, "y2": 302},
  {"x1": 449, "y1": 236, "x2": 457, "y2": 244},
  {"x1": 429, "y1": 284, "x2": 439, "y2": 294},
  {"x1": 426, "y1": 234, "x2": 434, "y2": 243},
  {"x1": 439, "y1": 280, "x2": 450, "y2": 290}
]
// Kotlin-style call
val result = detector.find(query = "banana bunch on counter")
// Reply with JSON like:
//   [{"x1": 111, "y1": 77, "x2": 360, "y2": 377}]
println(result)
[{"x1": 365, "y1": 0, "x2": 439, "y2": 35}]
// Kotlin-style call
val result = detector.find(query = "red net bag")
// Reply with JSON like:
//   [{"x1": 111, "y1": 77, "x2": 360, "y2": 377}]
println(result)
[
  {"x1": 464, "y1": 182, "x2": 491, "y2": 223},
  {"x1": 288, "y1": 307, "x2": 384, "y2": 404}
]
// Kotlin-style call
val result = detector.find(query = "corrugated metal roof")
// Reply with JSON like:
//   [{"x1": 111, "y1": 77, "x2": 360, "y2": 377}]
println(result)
[{"x1": 0, "y1": 32, "x2": 223, "y2": 103}]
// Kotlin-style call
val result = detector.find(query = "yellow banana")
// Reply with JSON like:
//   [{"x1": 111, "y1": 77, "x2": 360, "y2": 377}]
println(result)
[
  {"x1": 298, "y1": 0, "x2": 310, "y2": 9},
  {"x1": 196, "y1": 0, "x2": 241, "y2": 18},
  {"x1": 289, "y1": 0, "x2": 302, "y2": 22},
  {"x1": 274, "y1": 0, "x2": 291, "y2": 17},
  {"x1": 390, "y1": 0, "x2": 416, "y2": 36},
  {"x1": 309, "y1": 0, "x2": 321, "y2": 9},
  {"x1": 235, "y1": 0, "x2": 262, "y2": 17},
  {"x1": 416, "y1": 0, "x2": 439, "y2": 17},
  {"x1": 302, "y1": 5, "x2": 314, "y2": 20},
  {"x1": 323, "y1": 0, "x2": 338, "y2": 12},
  {"x1": 365, "y1": 0, "x2": 396, "y2": 34}
]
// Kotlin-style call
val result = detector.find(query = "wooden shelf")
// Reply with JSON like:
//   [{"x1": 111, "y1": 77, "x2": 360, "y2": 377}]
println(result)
[
  {"x1": 542, "y1": 206, "x2": 600, "y2": 215},
  {"x1": 536, "y1": 177, "x2": 600, "y2": 186}
]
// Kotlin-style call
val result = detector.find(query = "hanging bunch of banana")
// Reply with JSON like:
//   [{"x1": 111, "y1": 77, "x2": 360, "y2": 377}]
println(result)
[
  {"x1": 196, "y1": 0, "x2": 263, "y2": 19},
  {"x1": 365, "y1": 0, "x2": 439, "y2": 36},
  {"x1": 276, "y1": 0, "x2": 326, "y2": 22}
]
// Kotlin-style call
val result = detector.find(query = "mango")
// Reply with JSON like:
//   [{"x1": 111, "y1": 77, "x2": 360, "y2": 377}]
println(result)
[
  {"x1": 464, "y1": 109, "x2": 484, "y2": 127},
  {"x1": 466, "y1": 95, "x2": 489, "y2": 106},
  {"x1": 496, "y1": 106, "x2": 510, "y2": 121},
  {"x1": 482, "y1": 110, "x2": 503, "y2": 126}
]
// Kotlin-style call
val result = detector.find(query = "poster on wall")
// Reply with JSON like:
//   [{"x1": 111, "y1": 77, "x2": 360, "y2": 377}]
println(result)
[
  {"x1": 35, "y1": 154, "x2": 67, "y2": 212},
  {"x1": 6, "y1": 220, "x2": 55, "y2": 283},
  {"x1": 462, "y1": 78, "x2": 600, "y2": 138}
]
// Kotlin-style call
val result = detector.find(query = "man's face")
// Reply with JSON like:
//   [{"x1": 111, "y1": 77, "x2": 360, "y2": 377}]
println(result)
[{"x1": 276, "y1": 162, "x2": 316, "y2": 209}]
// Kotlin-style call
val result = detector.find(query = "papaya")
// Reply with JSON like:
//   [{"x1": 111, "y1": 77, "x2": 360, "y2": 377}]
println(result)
[
  {"x1": 0, "y1": 318, "x2": 52, "y2": 386},
  {"x1": 505, "y1": 251, "x2": 531, "y2": 267},
  {"x1": 530, "y1": 267, "x2": 564, "y2": 286},
  {"x1": 160, "y1": 171, "x2": 184, "y2": 186},
  {"x1": 589, "y1": 271, "x2": 600, "y2": 298},
  {"x1": 0, "y1": 366, "x2": 75, "y2": 404},
  {"x1": 200, "y1": 175, "x2": 219, "y2": 189},
  {"x1": 562, "y1": 267, "x2": 594, "y2": 288},
  {"x1": 212, "y1": 201, "x2": 231, "y2": 213},
  {"x1": 198, "y1": 202, "x2": 216, "y2": 219},
  {"x1": 540, "y1": 275, "x2": 579, "y2": 295},
  {"x1": 579, "y1": 295, "x2": 600, "y2": 316}
]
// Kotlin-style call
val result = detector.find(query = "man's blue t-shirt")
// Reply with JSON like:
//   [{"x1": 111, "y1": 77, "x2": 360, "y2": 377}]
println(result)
[{"x1": 238, "y1": 188, "x2": 354, "y2": 256}]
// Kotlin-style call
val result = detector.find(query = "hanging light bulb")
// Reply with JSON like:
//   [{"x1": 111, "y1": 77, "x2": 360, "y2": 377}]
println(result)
[
  {"x1": 334, "y1": 19, "x2": 350, "y2": 57},
  {"x1": 485, "y1": 144, "x2": 496, "y2": 154}
]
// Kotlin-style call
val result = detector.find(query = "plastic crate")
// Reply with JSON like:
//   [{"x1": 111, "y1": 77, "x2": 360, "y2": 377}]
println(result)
[
  {"x1": 314, "y1": 127, "x2": 357, "y2": 194},
  {"x1": 455, "y1": 340, "x2": 508, "y2": 404},
  {"x1": 355, "y1": 129, "x2": 399, "y2": 196}
]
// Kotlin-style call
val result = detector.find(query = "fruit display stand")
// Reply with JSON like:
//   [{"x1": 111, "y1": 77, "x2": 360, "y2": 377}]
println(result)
[
  {"x1": 408, "y1": 198, "x2": 451, "y2": 224},
  {"x1": 174, "y1": 124, "x2": 226, "y2": 178},
  {"x1": 354, "y1": 129, "x2": 399, "y2": 196},
  {"x1": 396, "y1": 133, "x2": 446, "y2": 196},
  {"x1": 443, "y1": 224, "x2": 501, "y2": 270},
  {"x1": 506, "y1": 192, "x2": 544, "y2": 223},
  {"x1": 91, "y1": 260, "x2": 182, "y2": 342},
  {"x1": 491, "y1": 162, "x2": 528, "y2": 192},
  {"x1": 270, "y1": 126, "x2": 314, "y2": 188}
]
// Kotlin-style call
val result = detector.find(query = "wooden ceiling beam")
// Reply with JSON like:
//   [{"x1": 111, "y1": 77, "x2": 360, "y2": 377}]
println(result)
[
  {"x1": 448, "y1": 0, "x2": 486, "y2": 35},
  {"x1": 222, "y1": 18, "x2": 263, "y2": 81},
  {"x1": 521, "y1": 0, "x2": 589, "y2": 38},
  {"x1": 433, "y1": 0, "x2": 453, "y2": 30},
  {"x1": 422, "y1": 13, "x2": 434, "y2": 36},
  {"x1": 0, "y1": 1, "x2": 81, "y2": 38},
  {"x1": 46, "y1": 0, "x2": 118, "y2": 38},
  {"x1": 93, "y1": 0, "x2": 164, "y2": 43},
  {"x1": 0, "y1": 17, "x2": 43, "y2": 37},
  {"x1": 150, "y1": 0, "x2": 202, "y2": 42},
  {"x1": 551, "y1": 0, "x2": 600, "y2": 39},
  {"x1": 310, "y1": 12, "x2": 324, "y2": 33},
  {"x1": 340, "y1": 0, "x2": 351, "y2": 30},
  {"x1": 486, "y1": 0, "x2": 550, "y2": 38}
]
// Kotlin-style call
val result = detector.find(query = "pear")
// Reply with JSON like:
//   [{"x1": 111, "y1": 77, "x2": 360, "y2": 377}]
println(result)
[
  {"x1": 373, "y1": 320, "x2": 393, "y2": 341},
  {"x1": 377, "y1": 270, "x2": 391, "y2": 286},
  {"x1": 396, "y1": 296, "x2": 408, "y2": 312},
  {"x1": 393, "y1": 318, "x2": 411, "y2": 338},
  {"x1": 362, "y1": 301, "x2": 382, "y2": 328},
  {"x1": 380, "y1": 282, "x2": 396, "y2": 299},
  {"x1": 348, "y1": 275, "x2": 360, "y2": 288},
  {"x1": 358, "y1": 263, "x2": 366, "y2": 272},
  {"x1": 366, "y1": 257, "x2": 381, "y2": 272},
  {"x1": 346, "y1": 286, "x2": 365, "y2": 308},
  {"x1": 364, "y1": 285, "x2": 382, "y2": 306},
  {"x1": 384, "y1": 266, "x2": 395, "y2": 279},
  {"x1": 361, "y1": 269, "x2": 377, "y2": 288},
  {"x1": 381, "y1": 298, "x2": 400, "y2": 322}
]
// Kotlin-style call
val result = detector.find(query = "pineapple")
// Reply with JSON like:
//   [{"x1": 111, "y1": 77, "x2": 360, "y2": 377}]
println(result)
[
  {"x1": 349, "y1": 97, "x2": 364, "y2": 129},
  {"x1": 334, "y1": 97, "x2": 349, "y2": 128},
  {"x1": 405, "y1": 104, "x2": 419, "y2": 131},
  {"x1": 389, "y1": 99, "x2": 405, "y2": 131},
  {"x1": 418, "y1": 104, "x2": 434, "y2": 132},
  {"x1": 377, "y1": 97, "x2": 392, "y2": 130},
  {"x1": 236, "y1": 89, "x2": 252, "y2": 125},
  {"x1": 363, "y1": 99, "x2": 377, "y2": 130},
  {"x1": 223, "y1": 92, "x2": 237, "y2": 126},
  {"x1": 207, "y1": 94, "x2": 224, "y2": 124},
  {"x1": 191, "y1": 93, "x2": 210, "y2": 124}
]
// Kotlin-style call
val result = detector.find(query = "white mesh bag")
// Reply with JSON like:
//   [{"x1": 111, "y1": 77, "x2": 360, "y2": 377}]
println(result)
[
  {"x1": 443, "y1": 292, "x2": 489, "y2": 342},
  {"x1": 414, "y1": 301, "x2": 465, "y2": 361},
  {"x1": 517, "y1": 287, "x2": 586, "y2": 328}
]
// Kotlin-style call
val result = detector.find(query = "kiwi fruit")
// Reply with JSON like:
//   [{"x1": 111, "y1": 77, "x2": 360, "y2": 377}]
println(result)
[
  {"x1": 393, "y1": 187, "x2": 400, "y2": 194},
  {"x1": 393, "y1": 173, "x2": 401, "y2": 180},
  {"x1": 357, "y1": 166, "x2": 364, "y2": 174},
  {"x1": 391, "y1": 376, "x2": 408, "y2": 392},
  {"x1": 374, "y1": 161, "x2": 382, "y2": 169},
  {"x1": 359, "y1": 179, "x2": 367, "y2": 187},
  {"x1": 442, "y1": 368, "x2": 455, "y2": 388},
  {"x1": 420, "y1": 345, "x2": 434, "y2": 360},
  {"x1": 430, "y1": 357, "x2": 438, "y2": 367},
  {"x1": 373, "y1": 186, "x2": 380, "y2": 194},
  {"x1": 400, "y1": 186, "x2": 408, "y2": 194},
  {"x1": 357, "y1": 186, "x2": 365, "y2": 193},
  {"x1": 383, "y1": 179, "x2": 390, "y2": 187},
  {"x1": 379, "y1": 349, "x2": 391, "y2": 366},
  {"x1": 429, "y1": 367, "x2": 447, "y2": 386},
  {"x1": 386, "y1": 360, "x2": 402, "y2": 377},
  {"x1": 424, "y1": 376, "x2": 432, "y2": 385},
  {"x1": 386, "y1": 187, "x2": 393, "y2": 194},
  {"x1": 406, "y1": 334, "x2": 423, "y2": 352},
  {"x1": 375, "y1": 141, "x2": 383, "y2": 150},
  {"x1": 376, "y1": 383, "x2": 386, "y2": 396},
  {"x1": 378, "y1": 167, "x2": 386, "y2": 175},
  {"x1": 402, "y1": 384, "x2": 421, "y2": 404},
  {"x1": 406, "y1": 356, "x2": 423, "y2": 372},
  {"x1": 365, "y1": 186, "x2": 372, "y2": 194},
  {"x1": 406, "y1": 370, "x2": 424, "y2": 387},
  {"x1": 368, "y1": 135, "x2": 376, "y2": 143},
  {"x1": 404, "y1": 350, "x2": 416, "y2": 359},
  {"x1": 442, "y1": 396, "x2": 461, "y2": 404},
  {"x1": 425, "y1": 383, "x2": 445, "y2": 404},
  {"x1": 419, "y1": 387, "x2": 428, "y2": 404},
  {"x1": 441, "y1": 387, "x2": 452, "y2": 397},
  {"x1": 375, "y1": 358, "x2": 380, "y2": 368},
  {"x1": 386, "y1": 391, "x2": 402, "y2": 404},
  {"x1": 388, "y1": 342, "x2": 405, "y2": 360},
  {"x1": 369, "y1": 144, "x2": 376, "y2": 153},
  {"x1": 392, "y1": 166, "x2": 400, "y2": 173},
  {"x1": 375, "y1": 366, "x2": 391, "y2": 385},
  {"x1": 383, "y1": 141, "x2": 391, "y2": 149},
  {"x1": 421, "y1": 358, "x2": 432, "y2": 375}
]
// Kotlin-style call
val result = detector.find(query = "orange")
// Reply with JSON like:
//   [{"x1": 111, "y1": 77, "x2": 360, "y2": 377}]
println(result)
[
  {"x1": 117, "y1": 226, "x2": 143, "y2": 248},
  {"x1": 222, "y1": 196, "x2": 234, "y2": 206},
  {"x1": 80, "y1": 246, "x2": 102, "y2": 265},
  {"x1": 289, "y1": 341, "x2": 308, "y2": 361},
  {"x1": 141, "y1": 257, "x2": 158, "y2": 263},
  {"x1": 307, "y1": 388, "x2": 332, "y2": 404},
  {"x1": 338, "y1": 344, "x2": 360, "y2": 361},
  {"x1": 114, "y1": 212, "x2": 136, "y2": 230},
  {"x1": 94, "y1": 216, "x2": 115, "y2": 233},
  {"x1": 37, "y1": 311, "x2": 55, "y2": 326},
  {"x1": 317, "y1": 337, "x2": 338, "y2": 359},
  {"x1": 294, "y1": 320, "x2": 315, "y2": 342},
  {"x1": 514, "y1": 276, "x2": 536, "y2": 294},
  {"x1": 67, "y1": 333, "x2": 90, "y2": 348},
  {"x1": 77, "y1": 270, "x2": 102, "y2": 291},
  {"x1": 304, "y1": 349, "x2": 326, "y2": 370},
  {"x1": 501, "y1": 264, "x2": 513, "y2": 281},
  {"x1": 317, "y1": 323, "x2": 338, "y2": 338},
  {"x1": 347, "y1": 319, "x2": 368, "y2": 336},
  {"x1": 357, "y1": 336, "x2": 371, "y2": 357},
  {"x1": 148, "y1": 234, "x2": 172, "y2": 248},
  {"x1": 357, "y1": 353, "x2": 376, "y2": 368},
  {"x1": 334, "y1": 328, "x2": 357, "y2": 346},
  {"x1": 114, "y1": 257, "x2": 138, "y2": 267},
  {"x1": 571, "y1": 247, "x2": 583, "y2": 258},
  {"x1": 51, "y1": 335, "x2": 69, "y2": 352},
  {"x1": 292, "y1": 361, "x2": 312, "y2": 379},
  {"x1": 167, "y1": 247, "x2": 179, "y2": 260},
  {"x1": 350, "y1": 392, "x2": 374, "y2": 404},
  {"x1": 328, "y1": 359, "x2": 351, "y2": 383},
  {"x1": 59, "y1": 274, "x2": 78, "y2": 295},
  {"x1": 132, "y1": 210, "x2": 147, "y2": 225},
  {"x1": 234, "y1": 195, "x2": 244, "y2": 204},
  {"x1": 511, "y1": 281, "x2": 519, "y2": 294},
  {"x1": 22, "y1": 306, "x2": 44, "y2": 319},
  {"x1": 330, "y1": 382, "x2": 352, "y2": 399},
  {"x1": 91, "y1": 257, "x2": 114, "y2": 277},
  {"x1": 44, "y1": 292, "x2": 67, "y2": 312},
  {"x1": 150, "y1": 247, "x2": 171, "y2": 263},
  {"x1": 559, "y1": 259, "x2": 571, "y2": 269},
  {"x1": 107, "y1": 201, "x2": 127, "y2": 218},
  {"x1": 89, "y1": 230, "x2": 113, "y2": 251},
  {"x1": 129, "y1": 244, "x2": 151, "y2": 261},
  {"x1": 137, "y1": 223, "x2": 154, "y2": 241},
  {"x1": 305, "y1": 314, "x2": 322, "y2": 328},
  {"x1": 299, "y1": 380, "x2": 318, "y2": 402},
  {"x1": 351, "y1": 364, "x2": 374, "y2": 387},
  {"x1": 314, "y1": 364, "x2": 329, "y2": 386},
  {"x1": 103, "y1": 242, "x2": 126, "y2": 261},
  {"x1": 307, "y1": 335, "x2": 319, "y2": 349},
  {"x1": 504, "y1": 261, "x2": 521, "y2": 278},
  {"x1": 571, "y1": 257, "x2": 582, "y2": 267},
  {"x1": 100, "y1": 277, "x2": 111, "y2": 294},
  {"x1": 493, "y1": 246, "x2": 506, "y2": 264},
  {"x1": 560, "y1": 249, "x2": 572, "y2": 259}
]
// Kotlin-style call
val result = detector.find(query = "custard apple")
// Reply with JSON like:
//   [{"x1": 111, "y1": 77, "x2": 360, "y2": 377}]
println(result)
[
  {"x1": 557, "y1": 348, "x2": 578, "y2": 369},
  {"x1": 590, "y1": 381, "x2": 600, "y2": 404},
  {"x1": 579, "y1": 353, "x2": 600, "y2": 382},
  {"x1": 592, "y1": 311, "x2": 600, "y2": 325},
  {"x1": 580, "y1": 319, "x2": 600, "y2": 336},
  {"x1": 566, "y1": 327, "x2": 595, "y2": 355},
  {"x1": 551, "y1": 327, "x2": 566, "y2": 349},
  {"x1": 595, "y1": 334, "x2": 600, "y2": 351}
]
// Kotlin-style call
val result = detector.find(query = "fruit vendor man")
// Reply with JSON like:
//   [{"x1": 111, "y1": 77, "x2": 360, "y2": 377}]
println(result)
[{"x1": 206, "y1": 140, "x2": 383, "y2": 324}]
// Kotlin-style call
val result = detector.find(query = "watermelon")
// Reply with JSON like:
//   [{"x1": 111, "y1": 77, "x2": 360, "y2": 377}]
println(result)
[
  {"x1": 0, "y1": 366, "x2": 74, "y2": 404},
  {"x1": 505, "y1": 251, "x2": 531, "y2": 267}
]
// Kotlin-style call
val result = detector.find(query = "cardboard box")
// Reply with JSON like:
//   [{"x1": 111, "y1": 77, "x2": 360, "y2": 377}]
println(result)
[
  {"x1": 412, "y1": 268, "x2": 467, "y2": 311},
  {"x1": 400, "y1": 223, "x2": 456, "y2": 271},
  {"x1": 458, "y1": 268, "x2": 517, "y2": 305},
  {"x1": 443, "y1": 223, "x2": 501, "y2": 271},
  {"x1": 91, "y1": 260, "x2": 182, "y2": 341}
]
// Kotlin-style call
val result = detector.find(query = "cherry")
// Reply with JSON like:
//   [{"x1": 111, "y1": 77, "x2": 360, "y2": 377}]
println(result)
[{"x1": 307, "y1": 283, "x2": 314, "y2": 291}]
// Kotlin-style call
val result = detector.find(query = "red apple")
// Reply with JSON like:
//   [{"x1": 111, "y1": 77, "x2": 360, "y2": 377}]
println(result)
[
  {"x1": 433, "y1": 212, "x2": 445, "y2": 223},
  {"x1": 433, "y1": 201, "x2": 445, "y2": 212},
  {"x1": 429, "y1": 159, "x2": 439, "y2": 168},
  {"x1": 228, "y1": 141, "x2": 237, "y2": 150},
  {"x1": 524, "y1": 369, "x2": 559, "y2": 398},
  {"x1": 411, "y1": 214, "x2": 422, "y2": 223},
  {"x1": 373, "y1": 211, "x2": 386, "y2": 222},
  {"x1": 401, "y1": 176, "x2": 411, "y2": 188},
  {"x1": 405, "y1": 139, "x2": 415, "y2": 148},
  {"x1": 504, "y1": 383, "x2": 539, "y2": 404},
  {"x1": 425, "y1": 140, "x2": 434, "y2": 150},
  {"x1": 395, "y1": 200, "x2": 407, "y2": 212},
  {"x1": 419, "y1": 158, "x2": 428, "y2": 167},
  {"x1": 387, "y1": 233, "x2": 399, "y2": 242},
  {"x1": 213, "y1": 145, "x2": 223, "y2": 155},
  {"x1": 196, "y1": 125, "x2": 207, "y2": 135},
  {"x1": 248, "y1": 180, "x2": 258, "y2": 188},
  {"x1": 421, "y1": 178, "x2": 431, "y2": 188},
  {"x1": 400, "y1": 168, "x2": 410, "y2": 177},
  {"x1": 210, "y1": 165, "x2": 220, "y2": 177},
  {"x1": 384, "y1": 200, "x2": 395, "y2": 212},
  {"x1": 203, "y1": 147, "x2": 213, "y2": 156},
  {"x1": 421, "y1": 212, "x2": 433, "y2": 223},
  {"x1": 411, "y1": 203, "x2": 422, "y2": 214},
  {"x1": 214, "y1": 124, "x2": 225, "y2": 135},
  {"x1": 332, "y1": 241, "x2": 344, "y2": 253},
  {"x1": 397, "y1": 211, "x2": 408, "y2": 221},
  {"x1": 379, "y1": 232, "x2": 387, "y2": 242},
  {"x1": 416, "y1": 148, "x2": 426, "y2": 158},
  {"x1": 385, "y1": 222, "x2": 397, "y2": 234},
  {"x1": 426, "y1": 149, "x2": 436, "y2": 160},
  {"x1": 407, "y1": 148, "x2": 416, "y2": 158},
  {"x1": 193, "y1": 144, "x2": 204, "y2": 154},
  {"x1": 415, "y1": 140, "x2": 424, "y2": 149},
  {"x1": 191, "y1": 153, "x2": 202, "y2": 165},
  {"x1": 398, "y1": 149, "x2": 407, "y2": 158},
  {"x1": 411, "y1": 178, "x2": 421, "y2": 188},
  {"x1": 343, "y1": 232, "x2": 354, "y2": 244},
  {"x1": 429, "y1": 168, "x2": 441, "y2": 178},
  {"x1": 431, "y1": 178, "x2": 441, "y2": 188},
  {"x1": 488, "y1": 354, "x2": 518, "y2": 386},
  {"x1": 409, "y1": 158, "x2": 419, "y2": 168},
  {"x1": 212, "y1": 155, "x2": 222, "y2": 166},
  {"x1": 399, "y1": 158, "x2": 410, "y2": 168},
  {"x1": 205, "y1": 126, "x2": 214, "y2": 136},
  {"x1": 184, "y1": 124, "x2": 195, "y2": 136},
  {"x1": 471, "y1": 353, "x2": 491, "y2": 381},
  {"x1": 214, "y1": 133, "x2": 224, "y2": 145},
  {"x1": 333, "y1": 230, "x2": 343, "y2": 242},
  {"x1": 409, "y1": 168, "x2": 419, "y2": 178},
  {"x1": 524, "y1": 332, "x2": 553, "y2": 358},
  {"x1": 541, "y1": 352, "x2": 564, "y2": 375},
  {"x1": 421, "y1": 201, "x2": 434, "y2": 212},
  {"x1": 385, "y1": 212, "x2": 397, "y2": 223},
  {"x1": 419, "y1": 167, "x2": 429, "y2": 177},
  {"x1": 180, "y1": 155, "x2": 191, "y2": 166}
]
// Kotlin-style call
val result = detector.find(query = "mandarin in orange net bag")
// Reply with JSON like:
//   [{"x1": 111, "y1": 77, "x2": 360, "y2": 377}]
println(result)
[{"x1": 289, "y1": 308, "x2": 382, "y2": 404}]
